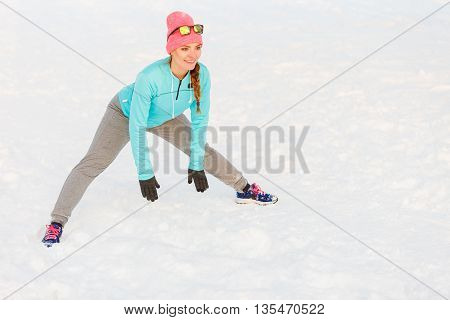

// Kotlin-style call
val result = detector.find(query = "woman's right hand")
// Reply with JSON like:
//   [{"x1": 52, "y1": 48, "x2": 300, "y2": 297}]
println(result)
[{"x1": 139, "y1": 176, "x2": 160, "y2": 202}]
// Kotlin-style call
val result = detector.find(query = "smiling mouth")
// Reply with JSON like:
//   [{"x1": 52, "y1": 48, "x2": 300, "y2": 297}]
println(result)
[{"x1": 185, "y1": 60, "x2": 195, "y2": 63}]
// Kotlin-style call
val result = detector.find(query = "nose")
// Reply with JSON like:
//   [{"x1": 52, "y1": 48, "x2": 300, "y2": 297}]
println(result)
[
  {"x1": 187, "y1": 55, "x2": 197, "y2": 62},
  {"x1": 190, "y1": 48, "x2": 200, "y2": 57}
]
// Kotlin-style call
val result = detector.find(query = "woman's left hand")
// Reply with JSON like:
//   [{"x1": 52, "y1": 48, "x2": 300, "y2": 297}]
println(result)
[{"x1": 188, "y1": 169, "x2": 209, "y2": 192}]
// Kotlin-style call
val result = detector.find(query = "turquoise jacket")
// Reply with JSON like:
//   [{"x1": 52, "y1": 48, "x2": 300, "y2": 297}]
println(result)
[{"x1": 118, "y1": 56, "x2": 211, "y2": 180}]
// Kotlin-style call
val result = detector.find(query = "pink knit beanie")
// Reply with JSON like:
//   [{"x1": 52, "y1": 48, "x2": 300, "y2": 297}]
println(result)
[{"x1": 166, "y1": 11, "x2": 203, "y2": 54}]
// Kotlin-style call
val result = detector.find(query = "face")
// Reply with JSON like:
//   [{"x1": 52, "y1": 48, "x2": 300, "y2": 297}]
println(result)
[{"x1": 170, "y1": 42, "x2": 202, "y2": 71}]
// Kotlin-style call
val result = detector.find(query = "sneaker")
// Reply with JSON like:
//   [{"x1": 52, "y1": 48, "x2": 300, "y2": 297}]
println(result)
[
  {"x1": 42, "y1": 222, "x2": 63, "y2": 247},
  {"x1": 235, "y1": 183, "x2": 278, "y2": 205}
]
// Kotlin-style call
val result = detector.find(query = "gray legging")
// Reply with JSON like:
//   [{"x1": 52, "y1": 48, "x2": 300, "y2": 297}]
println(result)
[{"x1": 50, "y1": 94, "x2": 248, "y2": 226}]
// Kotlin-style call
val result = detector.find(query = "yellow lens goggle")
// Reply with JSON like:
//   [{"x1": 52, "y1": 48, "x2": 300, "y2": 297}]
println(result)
[{"x1": 167, "y1": 24, "x2": 204, "y2": 41}]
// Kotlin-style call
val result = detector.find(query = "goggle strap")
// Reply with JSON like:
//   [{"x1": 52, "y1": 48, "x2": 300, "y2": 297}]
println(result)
[{"x1": 167, "y1": 24, "x2": 203, "y2": 41}]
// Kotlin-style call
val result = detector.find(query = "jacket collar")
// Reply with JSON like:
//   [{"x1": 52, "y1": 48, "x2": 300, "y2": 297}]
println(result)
[{"x1": 166, "y1": 57, "x2": 190, "y2": 82}]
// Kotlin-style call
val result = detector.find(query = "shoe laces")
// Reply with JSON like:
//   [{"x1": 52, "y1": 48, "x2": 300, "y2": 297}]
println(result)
[
  {"x1": 251, "y1": 183, "x2": 265, "y2": 196},
  {"x1": 251, "y1": 183, "x2": 273, "y2": 201},
  {"x1": 44, "y1": 224, "x2": 61, "y2": 240}
]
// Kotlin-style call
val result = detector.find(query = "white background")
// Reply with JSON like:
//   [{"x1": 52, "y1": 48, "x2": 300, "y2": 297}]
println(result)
[{"x1": 0, "y1": 0, "x2": 449, "y2": 299}]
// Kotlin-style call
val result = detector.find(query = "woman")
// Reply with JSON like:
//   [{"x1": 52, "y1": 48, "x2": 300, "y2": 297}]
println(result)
[{"x1": 42, "y1": 11, "x2": 277, "y2": 247}]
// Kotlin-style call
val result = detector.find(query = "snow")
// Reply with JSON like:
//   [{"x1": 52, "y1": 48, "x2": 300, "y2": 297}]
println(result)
[{"x1": 1, "y1": 0, "x2": 449, "y2": 299}]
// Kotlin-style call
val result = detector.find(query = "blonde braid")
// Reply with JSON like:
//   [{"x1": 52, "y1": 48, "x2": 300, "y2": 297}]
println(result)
[{"x1": 190, "y1": 62, "x2": 201, "y2": 113}]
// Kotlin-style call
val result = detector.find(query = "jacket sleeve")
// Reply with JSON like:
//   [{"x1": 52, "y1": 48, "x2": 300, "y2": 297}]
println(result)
[
  {"x1": 188, "y1": 65, "x2": 211, "y2": 171},
  {"x1": 129, "y1": 72, "x2": 155, "y2": 180}
]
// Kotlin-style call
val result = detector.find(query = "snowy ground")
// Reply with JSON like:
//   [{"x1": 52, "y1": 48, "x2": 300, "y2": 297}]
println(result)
[{"x1": 1, "y1": 0, "x2": 449, "y2": 299}]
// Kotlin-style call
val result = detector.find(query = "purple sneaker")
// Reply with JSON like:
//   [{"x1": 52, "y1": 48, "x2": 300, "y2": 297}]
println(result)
[
  {"x1": 236, "y1": 183, "x2": 278, "y2": 205},
  {"x1": 42, "y1": 222, "x2": 63, "y2": 247}
]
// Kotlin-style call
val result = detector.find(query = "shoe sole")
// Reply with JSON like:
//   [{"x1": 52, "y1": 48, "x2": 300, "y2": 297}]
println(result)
[
  {"x1": 42, "y1": 240, "x2": 59, "y2": 248},
  {"x1": 235, "y1": 196, "x2": 278, "y2": 206}
]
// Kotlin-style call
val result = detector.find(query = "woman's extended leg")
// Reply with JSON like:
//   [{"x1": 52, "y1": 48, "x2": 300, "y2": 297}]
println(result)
[
  {"x1": 149, "y1": 114, "x2": 249, "y2": 192},
  {"x1": 50, "y1": 95, "x2": 130, "y2": 226}
]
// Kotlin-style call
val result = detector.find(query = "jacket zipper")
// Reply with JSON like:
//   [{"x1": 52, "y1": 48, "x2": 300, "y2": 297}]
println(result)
[
  {"x1": 175, "y1": 79, "x2": 182, "y2": 100},
  {"x1": 172, "y1": 78, "x2": 184, "y2": 118}
]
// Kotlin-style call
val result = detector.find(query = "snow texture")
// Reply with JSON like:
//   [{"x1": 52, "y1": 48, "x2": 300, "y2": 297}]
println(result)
[{"x1": 0, "y1": 0, "x2": 449, "y2": 299}]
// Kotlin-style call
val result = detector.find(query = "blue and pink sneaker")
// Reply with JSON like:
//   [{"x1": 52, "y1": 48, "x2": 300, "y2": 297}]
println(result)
[
  {"x1": 235, "y1": 183, "x2": 278, "y2": 205},
  {"x1": 42, "y1": 222, "x2": 63, "y2": 247}
]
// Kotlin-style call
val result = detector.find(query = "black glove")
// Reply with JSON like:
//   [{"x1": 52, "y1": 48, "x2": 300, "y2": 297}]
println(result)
[
  {"x1": 139, "y1": 176, "x2": 160, "y2": 202},
  {"x1": 188, "y1": 169, "x2": 209, "y2": 192}
]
